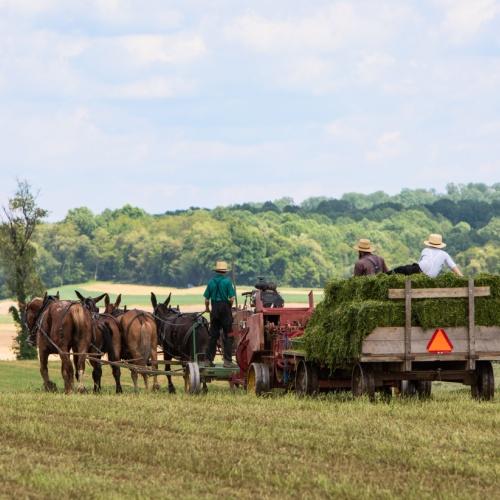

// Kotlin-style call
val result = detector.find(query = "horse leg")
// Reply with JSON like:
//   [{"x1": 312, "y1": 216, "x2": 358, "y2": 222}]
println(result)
[
  {"x1": 60, "y1": 353, "x2": 74, "y2": 394},
  {"x1": 90, "y1": 357, "x2": 102, "y2": 393},
  {"x1": 165, "y1": 354, "x2": 176, "y2": 394},
  {"x1": 131, "y1": 370, "x2": 139, "y2": 392},
  {"x1": 73, "y1": 354, "x2": 80, "y2": 382},
  {"x1": 75, "y1": 352, "x2": 87, "y2": 393},
  {"x1": 110, "y1": 328, "x2": 122, "y2": 394},
  {"x1": 39, "y1": 347, "x2": 57, "y2": 392},
  {"x1": 150, "y1": 347, "x2": 160, "y2": 392}
]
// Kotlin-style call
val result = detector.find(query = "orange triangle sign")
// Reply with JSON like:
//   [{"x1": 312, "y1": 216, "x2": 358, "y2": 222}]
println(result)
[{"x1": 427, "y1": 328, "x2": 453, "y2": 353}]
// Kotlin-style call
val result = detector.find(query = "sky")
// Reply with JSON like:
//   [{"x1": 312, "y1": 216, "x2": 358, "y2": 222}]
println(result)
[{"x1": 0, "y1": 0, "x2": 499, "y2": 220}]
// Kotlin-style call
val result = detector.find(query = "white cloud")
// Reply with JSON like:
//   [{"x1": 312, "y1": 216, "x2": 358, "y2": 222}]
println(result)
[
  {"x1": 110, "y1": 76, "x2": 195, "y2": 99},
  {"x1": 436, "y1": 0, "x2": 500, "y2": 42},
  {"x1": 366, "y1": 131, "x2": 404, "y2": 162},
  {"x1": 118, "y1": 34, "x2": 207, "y2": 66}
]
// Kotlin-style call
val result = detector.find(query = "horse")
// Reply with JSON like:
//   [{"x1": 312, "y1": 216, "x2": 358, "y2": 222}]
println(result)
[
  {"x1": 26, "y1": 293, "x2": 97, "y2": 393},
  {"x1": 119, "y1": 307, "x2": 160, "y2": 392},
  {"x1": 151, "y1": 292, "x2": 210, "y2": 393},
  {"x1": 75, "y1": 291, "x2": 122, "y2": 393}
]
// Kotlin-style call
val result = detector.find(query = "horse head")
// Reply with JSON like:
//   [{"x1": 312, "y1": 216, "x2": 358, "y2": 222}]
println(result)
[
  {"x1": 26, "y1": 292, "x2": 59, "y2": 331},
  {"x1": 75, "y1": 291, "x2": 106, "y2": 314},
  {"x1": 151, "y1": 292, "x2": 179, "y2": 317},
  {"x1": 104, "y1": 293, "x2": 125, "y2": 316}
]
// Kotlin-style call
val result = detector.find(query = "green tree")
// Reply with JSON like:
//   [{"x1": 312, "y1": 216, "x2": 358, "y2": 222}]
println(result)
[{"x1": 0, "y1": 180, "x2": 47, "y2": 359}]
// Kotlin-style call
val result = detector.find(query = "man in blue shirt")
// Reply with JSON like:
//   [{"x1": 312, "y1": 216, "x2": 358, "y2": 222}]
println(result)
[{"x1": 204, "y1": 261, "x2": 236, "y2": 367}]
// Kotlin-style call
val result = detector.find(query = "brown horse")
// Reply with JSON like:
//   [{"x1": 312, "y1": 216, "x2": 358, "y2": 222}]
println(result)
[
  {"x1": 26, "y1": 294, "x2": 98, "y2": 393},
  {"x1": 151, "y1": 292, "x2": 210, "y2": 393},
  {"x1": 119, "y1": 307, "x2": 160, "y2": 392},
  {"x1": 75, "y1": 292, "x2": 122, "y2": 393}
]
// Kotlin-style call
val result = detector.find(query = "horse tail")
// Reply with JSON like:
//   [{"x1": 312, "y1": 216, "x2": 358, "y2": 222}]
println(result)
[
  {"x1": 101, "y1": 323, "x2": 112, "y2": 354},
  {"x1": 69, "y1": 303, "x2": 87, "y2": 341}
]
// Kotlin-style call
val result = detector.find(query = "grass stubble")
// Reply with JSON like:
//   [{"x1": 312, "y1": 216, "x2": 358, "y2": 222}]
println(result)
[{"x1": 0, "y1": 362, "x2": 499, "y2": 499}]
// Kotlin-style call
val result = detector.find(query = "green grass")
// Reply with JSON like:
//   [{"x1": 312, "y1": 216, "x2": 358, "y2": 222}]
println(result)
[{"x1": 0, "y1": 361, "x2": 498, "y2": 499}]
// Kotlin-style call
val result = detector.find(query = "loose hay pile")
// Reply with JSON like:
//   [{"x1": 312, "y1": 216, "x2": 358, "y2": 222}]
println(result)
[{"x1": 303, "y1": 273, "x2": 500, "y2": 369}]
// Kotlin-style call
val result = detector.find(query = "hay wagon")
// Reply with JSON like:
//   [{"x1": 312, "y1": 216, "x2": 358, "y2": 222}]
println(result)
[{"x1": 236, "y1": 279, "x2": 498, "y2": 400}]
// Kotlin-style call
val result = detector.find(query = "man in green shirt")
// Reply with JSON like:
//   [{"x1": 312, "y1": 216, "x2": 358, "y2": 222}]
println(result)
[{"x1": 204, "y1": 261, "x2": 236, "y2": 367}]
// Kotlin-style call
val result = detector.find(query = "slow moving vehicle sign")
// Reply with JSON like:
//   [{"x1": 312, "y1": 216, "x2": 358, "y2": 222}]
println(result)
[{"x1": 427, "y1": 328, "x2": 453, "y2": 353}]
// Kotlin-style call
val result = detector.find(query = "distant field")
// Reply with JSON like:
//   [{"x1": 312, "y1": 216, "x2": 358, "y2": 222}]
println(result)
[
  {"x1": 0, "y1": 360, "x2": 498, "y2": 499},
  {"x1": 46, "y1": 280, "x2": 323, "y2": 308}
]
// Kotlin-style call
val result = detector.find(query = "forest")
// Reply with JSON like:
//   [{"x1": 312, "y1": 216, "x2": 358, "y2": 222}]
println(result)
[{"x1": 1, "y1": 183, "x2": 498, "y2": 296}]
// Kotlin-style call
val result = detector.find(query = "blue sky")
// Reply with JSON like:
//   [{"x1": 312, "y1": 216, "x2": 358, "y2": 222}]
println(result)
[{"x1": 0, "y1": 0, "x2": 499, "y2": 220}]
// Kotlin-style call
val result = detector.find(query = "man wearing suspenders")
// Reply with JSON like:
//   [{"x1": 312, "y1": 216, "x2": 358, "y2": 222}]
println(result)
[
  {"x1": 203, "y1": 261, "x2": 236, "y2": 367},
  {"x1": 353, "y1": 239, "x2": 388, "y2": 276}
]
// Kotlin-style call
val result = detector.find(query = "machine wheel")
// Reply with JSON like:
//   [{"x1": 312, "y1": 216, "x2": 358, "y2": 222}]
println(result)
[
  {"x1": 352, "y1": 363, "x2": 375, "y2": 401},
  {"x1": 295, "y1": 360, "x2": 319, "y2": 396},
  {"x1": 184, "y1": 362, "x2": 201, "y2": 394},
  {"x1": 471, "y1": 361, "x2": 494, "y2": 401},
  {"x1": 246, "y1": 363, "x2": 270, "y2": 396}
]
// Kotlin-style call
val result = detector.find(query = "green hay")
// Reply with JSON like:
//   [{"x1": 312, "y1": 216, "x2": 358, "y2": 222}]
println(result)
[{"x1": 303, "y1": 274, "x2": 500, "y2": 369}]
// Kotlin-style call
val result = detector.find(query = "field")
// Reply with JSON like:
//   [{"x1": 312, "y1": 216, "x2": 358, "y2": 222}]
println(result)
[{"x1": 0, "y1": 360, "x2": 499, "y2": 499}]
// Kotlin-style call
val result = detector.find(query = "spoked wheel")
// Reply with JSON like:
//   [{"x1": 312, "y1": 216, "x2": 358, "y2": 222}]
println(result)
[
  {"x1": 184, "y1": 362, "x2": 201, "y2": 395},
  {"x1": 352, "y1": 363, "x2": 375, "y2": 401},
  {"x1": 246, "y1": 362, "x2": 270, "y2": 396},
  {"x1": 295, "y1": 360, "x2": 319, "y2": 396},
  {"x1": 471, "y1": 361, "x2": 494, "y2": 401}
]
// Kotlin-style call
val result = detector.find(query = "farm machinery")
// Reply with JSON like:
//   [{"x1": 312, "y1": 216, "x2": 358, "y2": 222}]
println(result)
[{"x1": 230, "y1": 279, "x2": 498, "y2": 400}]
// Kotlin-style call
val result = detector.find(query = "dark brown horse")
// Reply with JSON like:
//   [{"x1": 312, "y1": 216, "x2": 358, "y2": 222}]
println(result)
[
  {"x1": 75, "y1": 292, "x2": 122, "y2": 393},
  {"x1": 26, "y1": 293, "x2": 98, "y2": 393},
  {"x1": 151, "y1": 292, "x2": 210, "y2": 393}
]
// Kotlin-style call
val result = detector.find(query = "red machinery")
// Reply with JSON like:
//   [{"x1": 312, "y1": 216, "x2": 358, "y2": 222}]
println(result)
[{"x1": 232, "y1": 289, "x2": 315, "y2": 393}]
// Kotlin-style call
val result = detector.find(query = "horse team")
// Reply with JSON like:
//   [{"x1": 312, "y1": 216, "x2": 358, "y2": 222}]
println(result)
[{"x1": 26, "y1": 291, "x2": 210, "y2": 394}]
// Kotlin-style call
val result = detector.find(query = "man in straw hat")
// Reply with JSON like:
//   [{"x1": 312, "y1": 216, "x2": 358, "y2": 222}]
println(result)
[
  {"x1": 203, "y1": 261, "x2": 236, "y2": 367},
  {"x1": 418, "y1": 233, "x2": 463, "y2": 278},
  {"x1": 353, "y1": 239, "x2": 388, "y2": 276}
]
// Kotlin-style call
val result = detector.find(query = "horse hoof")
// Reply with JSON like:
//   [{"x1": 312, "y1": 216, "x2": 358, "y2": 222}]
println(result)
[
  {"x1": 116, "y1": 387, "x2": 123, "y2": 394},
  {"x1": 77, "y1": 386, "x2": 88, "y2": 394},
  {"x1": 152, "y1": 384, "x2": 161, "y2": 392},
  {"x1": 44, "y1": 382, "x2": 57, "y2": 392},
  {"x1": 168, "y1": 385, "x2": 176, "y2": 394}
]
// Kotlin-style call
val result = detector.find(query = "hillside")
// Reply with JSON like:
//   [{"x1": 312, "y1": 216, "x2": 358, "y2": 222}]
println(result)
[{"x1": 1, "y1": 183, "x2": 498, "y2": 296}]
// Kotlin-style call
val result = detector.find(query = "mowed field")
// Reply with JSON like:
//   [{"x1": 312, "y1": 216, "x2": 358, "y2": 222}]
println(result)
[
  {"x1": 0, "y1": 360, "x2": 499, "y2": 499},
  {"x1": 0, "y1": 281, "x2": 323, "y2": 360}
]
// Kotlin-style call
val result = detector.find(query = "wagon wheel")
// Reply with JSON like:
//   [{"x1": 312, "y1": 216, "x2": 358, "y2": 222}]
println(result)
[
  {"x1": 246, "y1": 363, "x2": 270, "y2": 396},
  {"x1": 398, "y1": 380, "x2": 417, "y2": 398},
  {"x1": 471, "y1": 361, "x2": 494, "y2": 401},
  {"x1": 352, "y1": 363, "x2": 375, "y2": 401},
  {"x1": 295, "y1": 360, "x2": 319, "y2": 396},
  {"x1": 184, "y1": 362, "x2": 201, "y2": 395}
]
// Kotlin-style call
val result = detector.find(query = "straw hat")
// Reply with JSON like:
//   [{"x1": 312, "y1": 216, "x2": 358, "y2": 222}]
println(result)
[
  {"x1": 353, "y1": 238, "x2": 375, "y2": 253},
  {"x1": 424, "y1": 233, "x2": 446, "y2": 249},
  {"x1": 213, "y1": 261, "x2": 229, "y2": 273}
]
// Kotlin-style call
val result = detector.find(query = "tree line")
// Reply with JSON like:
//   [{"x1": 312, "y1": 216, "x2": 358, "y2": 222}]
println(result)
[{"x1": 0, "y1": 182, "x2": 495, "y2": 295}]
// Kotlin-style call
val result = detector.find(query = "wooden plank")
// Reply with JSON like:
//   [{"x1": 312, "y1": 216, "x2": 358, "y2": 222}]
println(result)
[
  {"x1": 467, "y1": 278, "x2": 476, "y2": 370},
  {"x1": 388, "y1": 286, "x2": 490, "y2": 299},
  {"x1": 404, "y1": 279, "x2": 412, "y2": 371}
]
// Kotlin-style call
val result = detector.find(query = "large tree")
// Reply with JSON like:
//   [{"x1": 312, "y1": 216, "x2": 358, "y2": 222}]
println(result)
[{"x1": 0, "y1": 180, "x2": 48, "y2": 359}]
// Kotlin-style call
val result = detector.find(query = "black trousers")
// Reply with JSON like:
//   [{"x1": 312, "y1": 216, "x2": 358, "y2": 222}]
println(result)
[
  {"x1": 389, "y1": 263, "x2": 422, "y2": 275},
  {"x1": 206, "y1": 301, "x2": 233, "y2": 363}
]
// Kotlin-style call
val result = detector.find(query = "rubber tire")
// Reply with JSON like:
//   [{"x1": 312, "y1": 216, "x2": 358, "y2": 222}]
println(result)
[
  {"x1": 246, "y1": 362, "x2": 270, "y2": 396},
  {"x1": 295, "y1": 360, "x2": 319, "y2": 396},
  {"x1": 184, "y1": 362, "x2": 201, "y2": 395},
  {"x1": 352, "y1": 363, "x2": 375, "y2": 402},
  {"x1": 471, "y1": 361, "x2": 495, "y2": 401}
]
